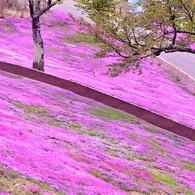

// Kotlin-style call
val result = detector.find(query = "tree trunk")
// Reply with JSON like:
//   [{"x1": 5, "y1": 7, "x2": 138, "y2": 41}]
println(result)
[
  {"x1": 20, "y1": 0, "x2": 28, "y2": 18},
  {"x1": 0, "y1": 0, "x2": 5, "y2": 18},
  {"x1": 21, "y1": 9, "x2": 24, "y2": 18},
  {"x1": 32, "y1": 17, "x2": 44, "y2": 71}
]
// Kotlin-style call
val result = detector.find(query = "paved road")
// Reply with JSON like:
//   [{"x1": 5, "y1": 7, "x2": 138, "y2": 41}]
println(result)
[
  {"x1": 52, "y1": 0, "x2": 195, "y2": 80},
  {"x1": 52, "y1": 0, "x2": 91, "y2": 22},
  {"x1": 159, "y1": 52, "x2": 195, "y2": 79}
]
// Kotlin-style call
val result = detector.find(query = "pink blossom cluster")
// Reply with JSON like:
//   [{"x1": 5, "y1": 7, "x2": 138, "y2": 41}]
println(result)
[
  {"x1": 0, "y1": 70, "x2": 194, "y2": 194},
  {"x1": 0, "y1": 192, "x2": 10, "y2": 195},
  {"x1": 0, "y1": 11, "x2": 194, "y2": 129},
  {"x1": 27, "y1": 185, "x2": 40, "y2": 193}
]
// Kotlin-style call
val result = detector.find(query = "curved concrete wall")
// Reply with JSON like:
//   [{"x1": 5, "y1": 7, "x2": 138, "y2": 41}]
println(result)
[{"x1": 0, "y1": 61, "x2": 194, "y2": 141}]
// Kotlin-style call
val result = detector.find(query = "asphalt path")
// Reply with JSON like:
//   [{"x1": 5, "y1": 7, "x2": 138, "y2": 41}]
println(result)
[
  {"x1": 52, "y1": 0, "x2": 195, "y2": 80},
  {"x1": 159, "y1": 52, "x2": 195, "y2": 80},
  {"x1": 52, "y1": 0, "x2": 91, "y2": 22},
  {"x1": 52, "y1": 0, "x2": 81, "y2": 15}
]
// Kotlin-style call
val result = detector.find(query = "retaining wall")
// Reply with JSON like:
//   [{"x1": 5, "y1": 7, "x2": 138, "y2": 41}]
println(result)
[{"x1": 0, "y1": 61, "x2": 194, "y2": 141}]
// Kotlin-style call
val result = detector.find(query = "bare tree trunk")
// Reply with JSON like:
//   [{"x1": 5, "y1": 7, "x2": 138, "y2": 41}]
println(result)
[
  {"x1": 32, "y1": 17, "x2": 44, "y2": 71},
  {"x1": 21, "y1": 9, "x2": 24, "y2": 18},
  {"x1": 20, "y1": 1, "x2": 25, "y2": 18},
  {"x1": 19, "y1": 0, "x2": 28, "y2": 18},
  {"x1": 0, "y1": 0, "x2": 6, "y2": 18},
  {"x1": 28, "y1": 0, "x2": 61, "y2": 72}
]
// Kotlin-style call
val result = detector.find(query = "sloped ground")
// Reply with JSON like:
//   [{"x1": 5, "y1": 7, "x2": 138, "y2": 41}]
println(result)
[
  {"x1": 0, "y1": 70, "x2": 195, "y2": 195},
  {"x1": 0, "y1": 11, "x2": 194, "y2": 129}
]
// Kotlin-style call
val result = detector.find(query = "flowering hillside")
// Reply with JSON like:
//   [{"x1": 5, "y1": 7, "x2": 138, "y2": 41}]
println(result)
[
  {"x1": 0, "y1": 10, "x2": 194, "y2": 129},
  {"x1": 0, "y1": 70, "x2": 195, "y2": 195}
]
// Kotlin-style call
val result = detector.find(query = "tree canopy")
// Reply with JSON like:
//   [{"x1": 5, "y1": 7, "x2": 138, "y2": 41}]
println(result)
[{"x1": 76, "y1": 0, "x2": 195, "y2": 74}]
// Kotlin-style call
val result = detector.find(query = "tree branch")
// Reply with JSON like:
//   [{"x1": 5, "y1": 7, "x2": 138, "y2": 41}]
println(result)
[
  {"x1": 164, "y1": 46, "x2": 195, "y2": 54},
  {"x1": 29, "y1": 0, "x2": 34, "y2": 17},
  {"x1": 179, "y1": 0, "x2": 194, "y2": 22},
  {"x1": 35, "y1": 0, "x2": 61, "y2": 18},
  {"x1": 94, "y1": 31, "x2": 131, "y2": 58},
  {"x1": 35, "y1": 0, "x2": 41, "y2": 13},
  {"x1": 48, "y1": 0, "x2": 52, "y2": 6},
  {"x1": 121, "y1": 22, "x2": 138, "y2": 49},
  {"x1": 176, "y1": 30, "x2": 195, "y2": 35},
  {"x1": 152, "y1": 46, "x2": 195, "y2": 56}
]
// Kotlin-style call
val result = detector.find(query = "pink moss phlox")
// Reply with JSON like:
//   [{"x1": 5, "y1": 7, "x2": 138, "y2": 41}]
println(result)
[
  {"x1": 27, "y1": 185, "x2": 40, "y2": 193},
  {"x1": 0, "y1": 191, "x2": 10, "y2": 195},
  {"x1": 0, "y1": 70, "x2": 194, "y2": 193},
  {"x1": 0, "y1": 9, "x2": 195, "y2": 194}
]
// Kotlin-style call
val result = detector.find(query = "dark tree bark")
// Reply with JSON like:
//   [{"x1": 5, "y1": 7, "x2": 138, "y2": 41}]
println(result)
[
  {"x1": 32, "y1": 17, "x2": 44, "y2": 71},
  {"x1": 28, "y1": 0, "x2": 61, "y2": 72}
]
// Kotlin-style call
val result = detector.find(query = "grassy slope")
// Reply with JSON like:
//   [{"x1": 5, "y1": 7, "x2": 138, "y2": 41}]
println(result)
[
  {"x1": 0, "y1": 70, "x2": 195, "y2": 195},
  {"x1": 0, "y1": 11, "x2": 194, "y2": 129}
]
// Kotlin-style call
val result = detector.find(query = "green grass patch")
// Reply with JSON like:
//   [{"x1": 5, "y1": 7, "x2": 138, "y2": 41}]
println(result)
[
  {"x1": 87, "y1": 106, "x2": 141, "y2": 124},
  {"x1": 0, "y1": 164, "x2": 65, "y2": 195},
  {"x1": 23, "y1": 115, "x2": 31, "y2": 121},
  {"x1": 171, "y1": 75, "x2": 181, "y2": 84},
  {"x1": 143, "y1": 127, "x2": 159, "y2": 134},
  {"x1": 26, "y1": 177, "x2": 50, "y2": 189},
  {"x1": 64, "y1": 55, "x2": 77, "y2": 61},
  {"x1": 182, "y1": 161, "x2": 195, "y2": 172},
  {"x1": 106, "y1": 137, "x2": 119, "y2": 146},
  {"x1": 46, "y1": 119, "x2": 63, "y2": 127},
  {"x1": 66, "y1": 32, "x2": 103, "y2": 48},
  {"x1": 124, "y1": 145, "x2": 133, "y2": 151},
  {"x1": 50, "y1": 21, "x2": 67, "y2": 27},
  {"x1": 127, "y1": 155, "x2": 136, "y2": 161},
  {"x1": 0, "y1": 23, "x2": 16, "y2": 34},
  {"x1": 105, "y1": 149, "x2": 118, "y2": 157},
  {"x1": 127, "y1": 154, "x2": 154, "y2": 162},
  {"x1": 77, "y1": 53, "x2": 87, "y2": 58},
  {"x1": 14, "y1": 101, "x2": 25, "y2": 109},
  {"x1": 87, "y1": 129, "x2": 106, "y2": 139},
  {"x1": 7, "y1": 169, "x2": 18, "y2": 179},
  {"x1": 49, "y1": 48, "x2": 61, "y2": 53},
  {"x1": 67, "y1": 123, "x2": 90, "y2": 135},
  {"x1": 40, "y1": 118, "x2": 64, "y2": 127},
  {"x1": 164, "y1": 69, "x2": 195, "y2": 96},
  {"x1": 147, "y1": 139, "x2": 167, "y2": 154},
  {"x1": 129, "y1": 133, "x2": 139, "y2": 139},
  {"x1": 67, "y1": 123, "x2": 82, "y2": 130},
  {"x1": 5, "y1": 29, "x2": 15, "y2": 34},
  {"x1": 56, "y1": 92, "x2": 65, "y2": 98},
  {"x1": 181, "y1": 86, "x2": 195, "y2": 96},
  {"x1": 88, "y1": 130, "x2": 99, "y2": 136},
  {"x1": 89, "y1": 169, "x2": 102, "y2": 178},
  {"x1": 26, "y1": 106, "x2": 48, "y2": 114},
  {"x1": 89, "y1": 168, "x2": 113, "y2": 183},
  {"x1": 181, "y1": 187, "x2": 194, "y2": 195},
  {"x1": 77, "y1": 129, "x2": 86, "y2": 135},
  {"x1": 148, "y1": 167, "x2": 178, "y2": 187},
  {"x1": 14, "y1": 101, "x2": 48, "y2": 115},
  {"x1": 93, "y1": 49, "x2": 107, "y2": 58},
  {"x1": 89, "y1": 168, "x2": 130, "y2": 191},
  {"x1": 0, "y1": 167, "x2": 18, "y2": 178}
]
